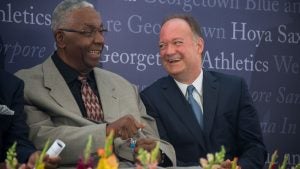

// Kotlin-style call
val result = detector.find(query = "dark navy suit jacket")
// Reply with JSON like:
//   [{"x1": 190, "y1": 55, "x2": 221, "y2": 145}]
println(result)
[
  {"x1": 0, "y1": 70, "x2": 35, "y2": 163},
  {"x1": 140, "y1": 71, "x2": 266, "y2": 169}
]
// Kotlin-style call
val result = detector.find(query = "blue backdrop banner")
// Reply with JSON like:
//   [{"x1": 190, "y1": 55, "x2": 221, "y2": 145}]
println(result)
[{"x1": 1, "y1": 0, "x2": 299, "y2": 168}]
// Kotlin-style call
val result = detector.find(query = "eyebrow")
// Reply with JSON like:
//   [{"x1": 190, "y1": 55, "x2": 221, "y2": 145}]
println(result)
[
  {"x1": 159, "y1": 37, "x2": 184, "y2": 43},
  {"x1": 83, "y1": 23, "x2": 104, "y2": 28}
]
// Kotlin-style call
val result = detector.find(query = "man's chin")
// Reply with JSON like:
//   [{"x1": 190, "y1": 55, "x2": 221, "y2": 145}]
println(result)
[
  {"x1": 86, "y1": 59, "x2": 100, "y2": 67},
  {"x1": 88, "y1": 63, "x2": 99, "y2": 69},
  {"x1": 166, "y1": 67, "x2": 184, "y2": 76}
]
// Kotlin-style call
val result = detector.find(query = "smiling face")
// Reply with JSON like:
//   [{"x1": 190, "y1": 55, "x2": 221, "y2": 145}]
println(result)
[
  {"x1": 55, "y1": 7, "x2": 104, "y2": 74},
  {"x1": 159, "y1": 18, "x2": 204, "y2": 84}
]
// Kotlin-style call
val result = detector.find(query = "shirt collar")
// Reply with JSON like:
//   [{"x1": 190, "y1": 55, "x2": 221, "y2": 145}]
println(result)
[
  {"x1": 52, "y1": 51, "x2": 93, "y2": 83},
  {"x1": 174, "y1": 70, "x2": 203, "y2": 97}
]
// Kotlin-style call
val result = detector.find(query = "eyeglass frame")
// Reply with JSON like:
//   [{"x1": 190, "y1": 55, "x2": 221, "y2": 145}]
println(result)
[{"x1": 58, "y1": 26, "x2": 107, "y2": 37}]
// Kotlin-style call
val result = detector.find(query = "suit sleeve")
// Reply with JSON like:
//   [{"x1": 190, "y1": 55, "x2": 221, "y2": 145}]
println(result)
[
  {"x1": 24, "y1": 102, "x2": 107, "y2": 165},
  {"x1": 140, "y1": 92, "x2": 171, "y2": 144},
  {"x1": 236, "y1": 79, "x2": 267, "y2": 169},
  {"x1": 140, "y1": 91, "x2": 178, "y2": 166},
  {"x1": 115, "y1": 85, "x2": 176, "y2": 167},
  {"x1": 6, "y1": 80, "x2": 36, "y2": 163}
]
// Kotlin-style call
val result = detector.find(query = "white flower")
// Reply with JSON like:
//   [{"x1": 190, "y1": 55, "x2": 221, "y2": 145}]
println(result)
[{"x1": 207, "y1": 153, "x2": 214, "y2": 162}]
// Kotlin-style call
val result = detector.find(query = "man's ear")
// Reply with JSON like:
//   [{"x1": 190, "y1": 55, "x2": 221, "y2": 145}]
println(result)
[
  {"x1": 55, "y1": 31, "x2": 66, "y2": 48},
  {"x1": 196, "y1": 36, "x2": 204, "y2": 54}
]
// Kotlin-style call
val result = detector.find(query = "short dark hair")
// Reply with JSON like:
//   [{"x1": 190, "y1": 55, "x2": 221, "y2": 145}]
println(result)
[{"x1": 161, "y1": 14, "x2": 203, "y2": 38}]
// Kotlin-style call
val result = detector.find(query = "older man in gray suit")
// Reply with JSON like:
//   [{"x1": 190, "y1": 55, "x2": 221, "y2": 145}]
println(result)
[{"x1": 15, "y1": 0, "x2": 175, "y2": 167}]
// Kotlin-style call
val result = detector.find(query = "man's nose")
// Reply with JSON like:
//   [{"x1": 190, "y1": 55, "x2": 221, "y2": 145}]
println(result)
[
  {"x1": 94, "y1": 32, "x2": 104, "y2": 44},
  {"x1": 164, "y1": 44, "x2": 176, "y2": 55}
]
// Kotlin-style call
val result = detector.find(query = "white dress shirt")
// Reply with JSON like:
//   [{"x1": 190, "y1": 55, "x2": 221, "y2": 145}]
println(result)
[{"x1": 174, "y1": 70, "x2": 204, "y2": 114}]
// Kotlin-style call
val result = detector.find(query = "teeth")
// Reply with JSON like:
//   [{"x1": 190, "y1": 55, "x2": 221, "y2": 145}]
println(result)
[
  {"x1": 89, "y1": 50, "x2": 100, "y2": 55},
  {"x1": 167, "y1": 55, "x2": 181, "y2": 63},
  {"x1": 168, "y1": 58, "x2": 180, "y2": 63}
]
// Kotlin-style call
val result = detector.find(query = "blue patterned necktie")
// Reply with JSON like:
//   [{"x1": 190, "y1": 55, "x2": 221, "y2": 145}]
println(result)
[{"x1": 187, "y1": 85, "x2": 204, "y2": 129}]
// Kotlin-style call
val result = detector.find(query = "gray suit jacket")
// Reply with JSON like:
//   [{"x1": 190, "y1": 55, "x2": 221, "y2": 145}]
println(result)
[{"x1": 15, "y1": 56, "x2": 176, "y2": 167}]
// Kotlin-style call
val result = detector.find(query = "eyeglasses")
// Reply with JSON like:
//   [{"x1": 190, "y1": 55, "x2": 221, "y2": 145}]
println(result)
[{"x1": 58, "y1": 26, "x2": 107, "y2": 37}]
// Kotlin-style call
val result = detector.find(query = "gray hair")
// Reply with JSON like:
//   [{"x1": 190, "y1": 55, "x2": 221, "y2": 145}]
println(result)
[{"x1": 51, "y1": 0, "x2": 94, "y2": 32}]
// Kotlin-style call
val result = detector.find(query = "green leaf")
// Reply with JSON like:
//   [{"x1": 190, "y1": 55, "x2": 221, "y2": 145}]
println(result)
[
  {"x1": 104, "y1": 130, "x2": 114, "y2": 157},
  {"x1": 150, "y1": 142, "x2": 160, "y2": 163},
  {"x1": 84, "y1": 135, "x2": 93, "y2": 164},
  {"x1": 215, "y1": 146, "x2": 225, "y2": 163},
  {"x1": 35, "y1": 139, "x2": 50, "y2": 169},
  {"x1": 279, "y1": 154, "x2": 288, "y2": 169},
  {"x1": 269, "y1": 150, "x2": 278, "y2": 169},
  {"x1": 5, "y1": 142, "x2": 18, "y2": 169}
]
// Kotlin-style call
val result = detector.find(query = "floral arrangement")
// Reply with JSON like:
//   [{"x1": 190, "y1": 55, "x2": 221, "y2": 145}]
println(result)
[
  {"x1": 5, "y1": 131, "x2": 159, "y2": 169},
  {"x1": 76, "y1": 131, "x2": 161, "y2": 169},
  {"x1": 199, "y1": 146, "x2": 239, "y2": 169},
  {"x1": 5, "y1": 140, "x2": 50, "y2": 169},
  {"x1": 76, "y1": 135, "x2": 94, "y2": 169},
  {"x1": 96, "y1": 131, "x2": 119, "y2": 169},
  {"x1": 7, "y1": 137, "x2": 300, "y2": 169},
  {"x1": 268, "y1": 150, "x2": 300, "y2": 169},
  {"x1": 76, "y1": 132, "x2": 119, "y2": 169},
  {"x1": 200, "y1": 147, "x2": 300, "y2": 169},
  {"x1": 135, "y1": 142, "x2": 160, "y2": 169}
]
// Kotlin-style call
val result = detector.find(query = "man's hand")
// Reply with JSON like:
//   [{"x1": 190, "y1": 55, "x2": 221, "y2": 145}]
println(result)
[
  {"x1": 106, "y1": 114, "x2": 145, "y2": 140},
  {"x1": 26, "y1": 151, "x2": 39, "y2": 169},
  {"x1": 25, "y1": 151, "x2": 61, "y2": 169},
  {"x1": 43, "y1": 155, "x2": 61, "y2": 169}
]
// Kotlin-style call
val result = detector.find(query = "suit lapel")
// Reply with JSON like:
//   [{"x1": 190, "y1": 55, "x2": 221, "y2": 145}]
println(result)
[
  {"x1": 42, "y1": 57, "x2": 81, "y2": 116},
  {"x1": 93, "y1": 68, "x2": 119, "y2": 122},
  {"x1": 203, "y1": 71, "x2": 219, "y2": 136},
  {"x1": 161, "y1": 76, "x2": 206, "y2": 151}
]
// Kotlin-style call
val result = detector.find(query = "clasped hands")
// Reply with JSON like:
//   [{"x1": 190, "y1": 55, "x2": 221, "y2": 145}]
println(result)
[{"x1": 106, "y1": 114, "x2": 158, "y2": 154}]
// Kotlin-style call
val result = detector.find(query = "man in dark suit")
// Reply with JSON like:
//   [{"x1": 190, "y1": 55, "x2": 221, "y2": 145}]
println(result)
[
  {"x1": 140, "y1": 14, "x2": 266, "y2": 169},
  {"x1": 0, "y1": 70, "x2": 35, "y2": 164},
  {"x1": 0, "y1": 70, "x2": 60, "y2": 169}
]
